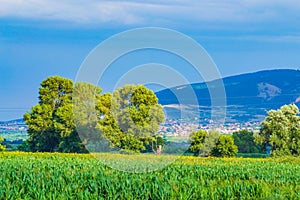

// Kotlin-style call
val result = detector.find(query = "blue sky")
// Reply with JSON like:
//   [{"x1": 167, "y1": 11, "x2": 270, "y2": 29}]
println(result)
[{"x1": 0, "y1": 0, "x2": 300, "y2": 120}]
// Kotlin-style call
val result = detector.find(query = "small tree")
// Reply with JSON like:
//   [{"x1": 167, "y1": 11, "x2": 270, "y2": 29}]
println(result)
[
  {"x1": 188, "y1": 130, "x2": 207, "y2": 155},
  {"x1": 212, "y1": 135, "x2": 238, "y2": 157},
  {"x1": 151, "y1": 136, "x2": 165, "y2": 155},
  {"x1": 200, "y1": 130, "x2": 220, "y2": 156},
  {"x1": 0, "y1": 137, "x2": 6, "y2": 152}
]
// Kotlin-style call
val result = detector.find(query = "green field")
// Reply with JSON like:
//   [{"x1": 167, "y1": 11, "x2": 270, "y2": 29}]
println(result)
[
  {"x1": 0, "y1": 131, "x2": 28, "y2": 142},
  {"x1": 0, "y1": 152, "x2": 299, "y2": 199},
  {"x1": 165, "y1": 136, "x2": 189, "y2": 143}
]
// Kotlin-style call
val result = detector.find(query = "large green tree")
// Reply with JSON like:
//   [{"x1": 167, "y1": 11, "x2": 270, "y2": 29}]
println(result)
[
  {"x1": 24, "y1": 76, "x2": 74, "y2": 151},
  {"x1": 24, "y1": 77, "x2": 97, "y2": 152},
  {"x1": 99, "y1": 84, "x2": 165, "y2": 153},
  {"x1": 255, "y1": 104, "x2": 300, "y2": 156}
]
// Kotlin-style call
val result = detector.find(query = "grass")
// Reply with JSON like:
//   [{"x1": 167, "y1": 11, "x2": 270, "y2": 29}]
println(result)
[{"x1": 0, "y1": 152, "x2": 299, "y2": 199}]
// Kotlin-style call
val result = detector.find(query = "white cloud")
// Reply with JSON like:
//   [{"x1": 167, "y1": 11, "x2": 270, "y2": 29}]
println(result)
[
  {"x1": 0, "y1": 0, "x2": 144, "y2": 24},
  {"x1": 0, "y1": 0, "x2": 299, "y2": 26}
]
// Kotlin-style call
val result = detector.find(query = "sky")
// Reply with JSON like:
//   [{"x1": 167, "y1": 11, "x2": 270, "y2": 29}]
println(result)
[{"x1": 0, "y1": 0, "x2": 300, "y2": 121}]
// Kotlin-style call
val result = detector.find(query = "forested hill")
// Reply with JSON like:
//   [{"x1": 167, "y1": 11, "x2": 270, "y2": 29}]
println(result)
[{"x1": 0, "y1": 119, "x2": 25, "y2": 125}]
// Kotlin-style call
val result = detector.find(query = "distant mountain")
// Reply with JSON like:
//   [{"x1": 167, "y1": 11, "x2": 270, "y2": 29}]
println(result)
[
  {"x1": 156, "y1": 69, "x2": 300, "y2": 122},
  {"x1": 0, "y1": 118, "x2": 25, "y2": 125}
]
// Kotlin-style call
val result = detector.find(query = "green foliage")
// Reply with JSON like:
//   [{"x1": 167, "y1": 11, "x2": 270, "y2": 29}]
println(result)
[
  {"x1": 233, "y1": 130, "x2": 262, "y2": 153},
  {"x1": 189, "y1": 130, "x2": 237, "y2": 157},
  {"x1": 38, "y1": 76, "x2": 73, "y2": 108},
  {"x1": 212, "y1": 135, "x2": 238, "y2": 157},
  {"x1": 255, "y1": 104, "x2": 300, "y2": 156},
  {"x1": 24, "y1": 103, "x2": 60, "y2": 152},
  {"x1": 143, "y1": 136, "x2": 165, "y2": 154},
  {"x1": 27, "y1": 76, "x2": 81, "y2": 152},
  {"x1": 0, "y1": 137, "x2": 5, "y2": 152},
  {"x1": 24, "y1": 76, "x2": 164, "y2": 153},
  {"x1": 112, "y1": 85, "x2": 164, "y2": 137},
  {"x1": 102, "y1": 84, "x2": 165, "y2": 152},
  {"x1": 1, "y1": 152, "x2": 300, "y2": 199},
  {"x1": 199, "y1": 130, "x2": 220, "y2": 156},
  {"x1": 17, "y1": 140, "x2": 31, "y2": 152},
  {"x1": 24, "y1": 77, "x2": 98, "y2": 153},
  {"x1": 188, "y1": 130, "x2": 207, "y2": 155}
]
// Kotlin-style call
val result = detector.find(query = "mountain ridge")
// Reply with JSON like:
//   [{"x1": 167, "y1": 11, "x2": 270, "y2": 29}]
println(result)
[{"x1": 156, "y1": 69, "x2": 300, "y2": 122}]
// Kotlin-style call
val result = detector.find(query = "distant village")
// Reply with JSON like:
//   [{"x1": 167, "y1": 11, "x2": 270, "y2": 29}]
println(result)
[
  {"x1": 1, "y1": 118, "x2": 261, "y2": 140},
  {"x1": 158, "y1": 118, "x2": 261, "y2": 137},
  {"x1": 0, "y1": 120, "x2": 27, "y2": 133}
]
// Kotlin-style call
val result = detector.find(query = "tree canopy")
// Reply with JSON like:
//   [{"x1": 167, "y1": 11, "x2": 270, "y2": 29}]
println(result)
[
  {"x1": 255, "y1": 104, "x2": 300, "y2": 156},
  {"x1": 212, "y1": 135, "x2": 238, "y2": 157},
  {"x1": 24, "y1": 76, "x2": 89, "y2": 152},
  {"x1": 188, "y1": 130, "x2": 207, "y2": 155},
  {"x1": 200, "y1": 130, "x2": 220, "y2": 157},
  {"x1": 99, "y1": 84, "x2": 165, "y2": 153}
]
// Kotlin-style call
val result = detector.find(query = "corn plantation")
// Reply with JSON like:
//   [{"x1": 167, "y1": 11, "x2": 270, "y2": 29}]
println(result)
[{"x1": 0, "y1": 152, "x2": 299, "y2": 199}]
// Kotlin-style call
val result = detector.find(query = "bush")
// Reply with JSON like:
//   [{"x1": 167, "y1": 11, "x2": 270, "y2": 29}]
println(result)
[
  {"x1": 212, "y1": 135, "x2": 238, "y2": 157},
  {"x1": 0, "y1": 137, "x2": 6, "y2": 152}
]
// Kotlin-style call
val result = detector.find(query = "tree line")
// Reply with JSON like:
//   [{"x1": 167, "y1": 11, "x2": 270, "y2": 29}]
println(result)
[{"x1": 1, "y1": 76, "x2": 300, "y2": 157}]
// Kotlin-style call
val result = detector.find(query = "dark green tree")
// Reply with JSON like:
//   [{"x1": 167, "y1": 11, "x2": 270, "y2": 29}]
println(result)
[
  {"x1": 151, "y1": 136, "x2": 165, "y2": 154},
  {"x1": 24, "y1": 103, "x2": 60, "y2": 152},
  {"x1": 255, "y1": 104, "x2": 300, "y2": 156},
  {"x1": 212, "y1": 135, "x2": 238, "y2": 157},
  {"x1": 189, "y1": 130, "x2": 220, "y2": 156},
  {"x1": 233, "y1": 130, "x2": 262, "y2": 153}
]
